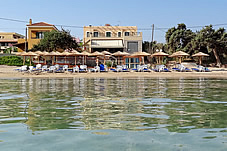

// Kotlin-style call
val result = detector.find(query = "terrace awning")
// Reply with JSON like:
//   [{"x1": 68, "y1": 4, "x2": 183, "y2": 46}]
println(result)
[{"x1": 91, "y1": 40, "x2": 124, "y2": 48}]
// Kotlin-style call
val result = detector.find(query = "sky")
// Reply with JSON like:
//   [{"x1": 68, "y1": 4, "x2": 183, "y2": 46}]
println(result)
[{"x1": 1, "y1": 0, "x2": 227, "y2": 43}]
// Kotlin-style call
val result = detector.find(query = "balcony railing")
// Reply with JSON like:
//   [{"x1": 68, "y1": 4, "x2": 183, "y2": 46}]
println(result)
[{"x1": 87, "y1": 32, "x2": 142, "y2": 38}]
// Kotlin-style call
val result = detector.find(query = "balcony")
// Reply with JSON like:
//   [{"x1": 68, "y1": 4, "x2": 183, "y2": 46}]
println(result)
[{"x1": 87, "y1": 32, "x2": 142, "y2": 39}]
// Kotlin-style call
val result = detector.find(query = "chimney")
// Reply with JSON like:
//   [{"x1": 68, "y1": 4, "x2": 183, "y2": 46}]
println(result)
[{"x1": 29, "y1": 19, "x2": 32, "y2": 25}]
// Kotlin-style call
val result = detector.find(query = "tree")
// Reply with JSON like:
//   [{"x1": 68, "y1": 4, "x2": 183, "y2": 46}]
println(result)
[
  {"x1": 195, "y1": 25, "x2": 227, "y2": 66},
  {"x1": 143, "y1": 41, "x2": 166, "y2": 54},
  {"x1": 30, "y1": 29, "x2": 78, "y2": 52},
  {"x1": 165, "y1": 23, "x2": 196, "y2": 54}
]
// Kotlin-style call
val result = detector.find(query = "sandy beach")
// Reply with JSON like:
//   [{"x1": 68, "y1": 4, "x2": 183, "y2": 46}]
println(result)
[{"x1": 0, "y1": 65, "x2": 227, "y2": 79}]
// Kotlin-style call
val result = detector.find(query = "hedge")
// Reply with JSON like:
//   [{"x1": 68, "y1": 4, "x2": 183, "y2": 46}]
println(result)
[{"x1": 0, "y1": 56, "x2": 32, "y2": 66}]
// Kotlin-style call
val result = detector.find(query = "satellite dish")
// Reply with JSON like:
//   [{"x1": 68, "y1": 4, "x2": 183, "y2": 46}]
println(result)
[
  {"x1": 156, "y1": 49, "x2": 159, "y2": 52},
  {"x1": 160, "y1": 49, "x2": 163, "y2": 52}
]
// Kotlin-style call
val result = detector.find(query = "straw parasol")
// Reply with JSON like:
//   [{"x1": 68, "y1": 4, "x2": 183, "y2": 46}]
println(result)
[
  {"x1": 90, "y1": 51, "x2": 104, "y2": 65},
  {"x1": 101, "y1": 51, "x2": 112, "y2": 55},
  {"x1": 192, "y1": 52, "x2": 209, "y2": 65},
  {"x1": 21, "y1": 52, "x2": 37, "y2": 66},
  {"x1": 151, "y1": 52, "x2": 169, "y2": 64},
  {"x1": 60, "y1": 51, "x2": 73, "y2": 64},
  {"x1": 70, "y1": 50, "x2": 81, "y2": 65},
  {"x1": 15, "y1": 51, "x2": 26, "y2": 56},
  {"x1": 131, "y1": 51, "x2": 151, "y2": 64},
  {"x1": 80, "y1": 51, "x2": 91, "y2": 65},
  {"x1": 112, "y1": 51, "x2": 129, "y2": 65},
  {"x1": 43, "y1": 51, "x2": 59, "y2": 65},
  {"x1": 169, "y1": 51, "x2": 189, "y2": 64},
  {"x1": 16, "y1": 52, "x2": 26, "y2": 65},
  {"x1": 101, "y1": 51, "x2": 112, "y2": 64}
]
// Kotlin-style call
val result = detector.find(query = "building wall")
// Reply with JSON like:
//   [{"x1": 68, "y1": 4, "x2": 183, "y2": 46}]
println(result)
[
  {"x1": 27, "y1": 27, "x2": 55, "y2": 50},
  {"x1": 83, "y1": 25, "x2": 142, "y2": 53},
  {"x1": 0, "y1": 32, "x2": 24, "y2": 51}
]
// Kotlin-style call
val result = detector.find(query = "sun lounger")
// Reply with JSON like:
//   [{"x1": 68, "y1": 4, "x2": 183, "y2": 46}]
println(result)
[
  {"x1": 154, "y1": 65, "x2": 169, "y2": 72},
  {"x1": 62, "y1": 65, "x2": 68, "y2": 72},
  {"x1": 192, "y1": 65, "x2": 211, "y2": 72},
  {"x1": 173, "y1": 64, "x2": 191, "y2": 72},
  {"x1": 73, "y1": 66, "x2": 79, "y2": 73},
  {"x1": 42, "y1": 65, "x2": 48, "y2": 72},
  {"x1": 100, "y1": 64, "x2": 108, "y2": 72},
  {"x1": 49, "y1": 66, "x2": 56, "y2": 72},
  {"x1": 122, "y1": 65, "x2": 129, "y2": 72},
  {"x1": 79, "y1": 65, "x2": 87, "y2": 72}
]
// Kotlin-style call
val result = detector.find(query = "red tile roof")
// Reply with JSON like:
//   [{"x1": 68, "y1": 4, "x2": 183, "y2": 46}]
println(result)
[{"x1": 27, "y1": 22, "x2": 54, "y2": 26}]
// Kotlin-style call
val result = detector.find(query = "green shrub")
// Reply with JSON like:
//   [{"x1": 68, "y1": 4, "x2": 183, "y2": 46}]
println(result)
[
  {"x1": 0, "y1": 56, "x2": 32, "y2": 66},
  {"x1": 105, "y1": 61, "x2": 113, "y2": 67}
]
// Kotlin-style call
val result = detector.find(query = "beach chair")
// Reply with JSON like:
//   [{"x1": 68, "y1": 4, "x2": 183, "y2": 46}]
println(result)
[
  {"x1": 116, "y1": 65, "x2": 123, "y2": 72},
  {"x1": 35, "y1": 64, "x2": 42, "y2": 71},
  {"x1": 178, "y1": 64, "x2": 191, "y2": 72},
  {"x1": 122, "y1": 65, "x2": 129, "y2": 72},
  {"x1": 28, "y1": 66, "x2": 34, "y2": 73},
  {"x1": 79, "y1": 65, "x2": 87, "y2": 72},
  {"x1": 192, "y1": 65, "x2": 210, "y2": 72},
  {"x1": 99, "y1": 64, "x2": 107, "y2": 72},
  {"x1": 154, "y1": 65, "x2": 169, "y2": 72},
  {"x1": 21, "y1": 65, "x2": 28, "y2": 72},
  {"x1": 73, "y1": 66, "x2": 80, "y2": 73},
  {"x1": 15, "y1": 65, "x2": 27, "y2": 72},
  {"x1": 42, "y1": 65, "x2": 48, "y2": 72},
  {"x1": 62, "y1": 65, "x2": 69, "y2": 72},
  {"x1": 141, "y1": 65, "x2": 150, "y2": 72},
  {"x1": 109, "y1": 68, "x2": 117, "y2": 72},
  {"x1": 90, "y1": 66, "x2": 100, "y2": 72},
  {"x1": 49, "y1": 66, "x2": 56, "y2": 73}
]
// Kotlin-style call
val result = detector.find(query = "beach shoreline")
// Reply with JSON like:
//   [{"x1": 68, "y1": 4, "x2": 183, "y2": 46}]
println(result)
[{"x1": 0, "y1": 65, "x2": 227, "y2": 79}]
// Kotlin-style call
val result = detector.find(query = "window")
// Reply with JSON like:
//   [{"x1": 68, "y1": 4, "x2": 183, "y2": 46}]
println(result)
[
  {"x1": 36, "y1": 32, "x2": 44, "y2": 39},
  {"x1": 106, "y1": 32, "x2": 111, "y2": 37},
  {"x1": 86, "y1": 32, "x2": 90, "y2": 37},
  {"x1": 125, "y1": 32, "x2": 130, "y2": 36},
  {"x1": 94, "y1": 32, "x2": 99, "y2": 37},
  {"x1": 118, "y1": 32, "x2": 121, "y2": 37}
]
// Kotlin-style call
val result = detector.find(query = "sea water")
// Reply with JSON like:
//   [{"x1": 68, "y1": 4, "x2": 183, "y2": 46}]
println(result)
[{"x1": 0, "y1": 78, "x2": 226, "y2": 151}]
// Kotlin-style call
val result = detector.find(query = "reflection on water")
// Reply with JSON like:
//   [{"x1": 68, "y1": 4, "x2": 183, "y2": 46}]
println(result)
[{"x1": 0, "y1": 78, "x2": 227, "y2": 150}]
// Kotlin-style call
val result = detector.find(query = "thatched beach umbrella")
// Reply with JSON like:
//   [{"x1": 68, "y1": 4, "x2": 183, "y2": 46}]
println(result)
[
  {"x1": 34, "y1": 51, "x2": 44, "y2": 63},
  {"x1": 43, "y1": 51, "x2": 59, "y2": 65},
  {"x1": 151, "y1": 52, "x2": 169, "y2": 64},
  {"x1": 192, "y1": 52, "x2": 209, "y2": 65},
  {"x1": 80, "y1": 51, "x2": 91, "y2": 65},
  {"x1": 131, "y1": 51, "x2": 151, "y2": 64},
  {"x1": 101, "y1": 51, "x2": 112, "y2": 65},
  {"x1": 41, "y1": 51, "x2": 50, "y2": 64},
  {"x1": 169, "y1": 51, "x2": 189, "y2": 64},
  {"x1": 61, "y1": 51, "x2": 72, "y2": 64},
  {"x1": 21, "y1": 52, "x2": 37, "y2": 66},
  {"x1": 112, "y1": 51, "x2": 129, "y2": 65},
  {"x1": 70, "y1": 50, "x2": 81, "y2": 65},
  {"x1": 90, "y1": 51, "x2": 105, "y2": 65},
  {"x1": 16, "y1": 52, "x2": 26, "y2": 65}
]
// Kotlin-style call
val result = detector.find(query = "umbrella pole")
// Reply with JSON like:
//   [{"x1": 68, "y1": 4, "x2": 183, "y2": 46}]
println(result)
[
  {"x1": 104, "y1": 56, "x2": 106, "y2": 65},
  {"x1": 75, "y1": 56, "x2": 76, "y2": 66},
  {"x1": 23, "y1": 56, "x2": 25, "y2": 65},
  {"x1": 199, "y1": 57, "x2": 202, "y2": 65},
  {"x1": 30, "y1": 56, "x2": 31, "y2": 66}
]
